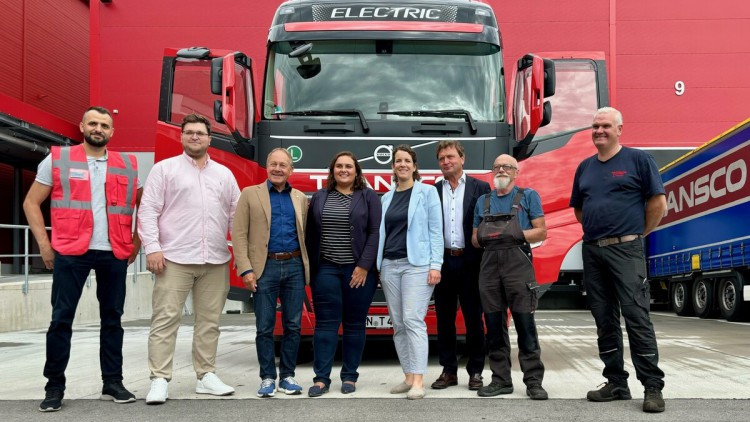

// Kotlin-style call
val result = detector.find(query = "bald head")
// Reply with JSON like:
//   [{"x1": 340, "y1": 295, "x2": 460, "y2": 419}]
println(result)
[{"x1": 492, "y1": 154, "x2": 519, "y2": 192}]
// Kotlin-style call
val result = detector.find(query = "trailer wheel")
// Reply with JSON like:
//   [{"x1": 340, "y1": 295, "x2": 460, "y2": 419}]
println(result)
[
  {"x1": 692, "y1": 278, "x2": 715, "y2": 319},
  {"x1": 718, "y1": 276, "x2": 746, "y2": 321},
  {"x1": 671, "y1": 281, "x2": 694, "y2": 316}
]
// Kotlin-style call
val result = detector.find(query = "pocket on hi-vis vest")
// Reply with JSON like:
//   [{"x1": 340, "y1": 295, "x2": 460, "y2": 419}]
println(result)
[
  {"x1": 116, "y1": 214, "x2": 134, "y2": 245},
  {"x1": 56, "y1": 210, "x2": 83, "y2": 240},
  {"x1": 69, "y1": 169, "x2": 90, "y2": 180}
]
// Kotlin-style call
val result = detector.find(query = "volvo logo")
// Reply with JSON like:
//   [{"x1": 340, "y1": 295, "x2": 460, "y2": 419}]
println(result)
[{"x1": 374, "y1": 144, "x2": 393, "y2": 165}]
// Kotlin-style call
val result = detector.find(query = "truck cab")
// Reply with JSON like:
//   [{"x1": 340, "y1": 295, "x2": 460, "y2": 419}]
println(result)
[{"x1": 155, "y1": 0, "x2": 610, "y2": 338}]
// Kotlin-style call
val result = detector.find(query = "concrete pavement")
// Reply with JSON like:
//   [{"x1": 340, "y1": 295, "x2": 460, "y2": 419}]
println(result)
[{"x1": 1, "y1": 310, "x2": 750, "y2": 403}]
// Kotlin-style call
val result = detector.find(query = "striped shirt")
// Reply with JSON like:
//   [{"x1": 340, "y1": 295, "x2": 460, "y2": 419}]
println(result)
[{"x1": 320, "y1": 190, "x2": 355, "y2": 264}]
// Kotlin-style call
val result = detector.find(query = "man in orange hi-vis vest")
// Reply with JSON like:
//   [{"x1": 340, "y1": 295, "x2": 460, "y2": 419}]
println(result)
[{"x1": 23, "y1": 106, "x2": 142, "y2": 412}]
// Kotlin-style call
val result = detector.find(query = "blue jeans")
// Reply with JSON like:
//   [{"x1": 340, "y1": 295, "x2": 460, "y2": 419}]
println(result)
[
  {"x1": 312, "y1": 260, "x2": 377, "y2": 386},
  {"x1": 44, "y1": 250, "x2": 128, "y2": 391},
  {"x1": 254, "y1": 256, "x2": 305, "y2": 380},
  {"x1": 380, "y1": 258, "x2": 434, "y2": 374}
]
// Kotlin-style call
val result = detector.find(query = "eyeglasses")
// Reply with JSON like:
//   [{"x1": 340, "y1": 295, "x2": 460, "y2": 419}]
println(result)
[
  {"x1": 493, "y1": 164, "x2": 517, "y2": 172},
  {"x1": 182, "y1": 130, "x2": 209, "y2": 138}
]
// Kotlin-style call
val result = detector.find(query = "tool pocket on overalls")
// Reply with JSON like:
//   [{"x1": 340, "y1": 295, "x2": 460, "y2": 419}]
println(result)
[
  {"x1": 518, "y1": 245, "x2": 533, "y2": 266},
  {"x1": 526, "y1": 280, "x2": 540, "y2": 313}
]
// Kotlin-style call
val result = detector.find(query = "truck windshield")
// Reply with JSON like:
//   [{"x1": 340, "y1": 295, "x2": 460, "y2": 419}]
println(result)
[{"x1": 264, "y1": 40, "x2": 504, "y2": 122}]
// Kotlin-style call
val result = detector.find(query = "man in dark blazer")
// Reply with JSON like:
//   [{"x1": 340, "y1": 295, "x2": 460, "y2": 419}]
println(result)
[{"x1": 431, "y1": 140, "x2": 491, "y2": 390}]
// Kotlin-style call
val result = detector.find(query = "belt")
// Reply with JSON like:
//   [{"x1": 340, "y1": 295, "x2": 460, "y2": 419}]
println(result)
[
  {"x1": 445, "y1": 248, "x2": 464, "y2": 257},
  {"x1": 267, "y1": 250, "x2": 301, "y2": 260},
  {"x1": 589, "y1": 234, "x2": 642, "y2": 247}
]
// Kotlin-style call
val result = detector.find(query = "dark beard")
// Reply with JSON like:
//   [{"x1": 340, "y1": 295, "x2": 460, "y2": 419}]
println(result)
[{"x1": 84, "y1": 134, "x2": 109, "y2": 147}]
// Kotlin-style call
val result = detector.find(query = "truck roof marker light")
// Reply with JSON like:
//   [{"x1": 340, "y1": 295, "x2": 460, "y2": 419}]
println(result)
[{"x1": 279, "y1": 6, "x2": 294, "y2": 15}]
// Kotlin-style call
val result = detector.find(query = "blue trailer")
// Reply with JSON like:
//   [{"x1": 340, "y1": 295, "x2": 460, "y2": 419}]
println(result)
[{"x1": 648, "y1": 118, "x2": 750, "y2": 321}]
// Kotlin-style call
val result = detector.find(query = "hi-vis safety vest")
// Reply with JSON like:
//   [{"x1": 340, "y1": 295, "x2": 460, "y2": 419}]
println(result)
[{"x1": 50, "y1": 144, "x2": 138, "y2": 259}]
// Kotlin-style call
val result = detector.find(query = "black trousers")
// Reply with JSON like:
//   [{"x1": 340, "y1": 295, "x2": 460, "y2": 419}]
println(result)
[
  {"x1": 478, "y1": 247, "x2": 544, "y2": 386},
  {"x1": 583, "y1": 239, "x2": 665, "y2": 390},
  {"x1": 434, "y1": 252, "x2": 485, "y2": 375},
  {"x1": 44, "y1": 250, "x2": 128, "y2": 391}
]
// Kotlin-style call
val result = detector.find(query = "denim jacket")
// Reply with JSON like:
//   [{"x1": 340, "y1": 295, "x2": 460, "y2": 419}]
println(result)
[{"x1": 377, "y1": 181, "x2": 444, "y2": 271}]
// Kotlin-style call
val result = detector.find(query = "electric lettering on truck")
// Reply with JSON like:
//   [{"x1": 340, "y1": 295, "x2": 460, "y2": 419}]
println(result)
[{"x1": 154, "y1": 0, "x2": 611, "y2": 342}]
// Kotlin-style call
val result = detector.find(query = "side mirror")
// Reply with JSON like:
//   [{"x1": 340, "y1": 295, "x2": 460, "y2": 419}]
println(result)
[
  {"x1": 541, "y1": 100, "x2": 552, "y2": 127},
  {"x1": 511, "y1": 54, "x2": 556, "y2": 143},
  {"x1": 543, "y1": 58, "x2": 556, "y2": 97},
  {"x1": 213, "y1": 100, "x2": 224, "y2": 124},
  {"x1": 210, "y1": 57, "x2": 223, "y2": 95}
]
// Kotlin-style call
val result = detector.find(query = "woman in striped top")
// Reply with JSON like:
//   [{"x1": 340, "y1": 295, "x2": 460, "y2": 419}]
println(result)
[{"x1": 305, "y1": 151, "x2": 382, "y2": 397}]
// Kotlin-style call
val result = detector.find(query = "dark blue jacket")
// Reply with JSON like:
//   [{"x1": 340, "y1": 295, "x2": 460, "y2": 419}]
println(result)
[
  {"x1": 436, "y1": 175, "x2": 491, "y2": 263},
  {"x1": 306, "y1": 187, "x2": 382, "y2": 277}
]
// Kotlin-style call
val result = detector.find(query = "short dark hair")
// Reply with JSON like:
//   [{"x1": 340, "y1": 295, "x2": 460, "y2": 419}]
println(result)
[
  {"x1": 83, "y1": 106, "x2": 112, "y2": 121},
  {"x1": 435, "y1": 140, "x2": 465, "y2": 159},
  {"x1": 326, "y1": 151, "x2": 367, "y2": 191},
  {"x1": 181, "y1": 114, "x2": 212, "y2": 136},
  {"x1": 392, "y1": 144, "x2": 421, "y2": 182}
]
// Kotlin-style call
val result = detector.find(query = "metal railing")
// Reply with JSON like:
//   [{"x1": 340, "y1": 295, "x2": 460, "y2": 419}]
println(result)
[
  {"x1": 0, "y1": 223, "x2": 144, "y2": 294},
  {"x1": 0, "y1": 223, "x2": 49, "y2": 294}
]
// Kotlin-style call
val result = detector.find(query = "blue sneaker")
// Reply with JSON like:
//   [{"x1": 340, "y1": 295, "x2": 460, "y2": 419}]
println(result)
[
  {"x1": 278, "y1": 376, "x2": 303, "y2": 395},
  {"x1": 257, "y1": 379, "x2": 276, "y2": 398}
]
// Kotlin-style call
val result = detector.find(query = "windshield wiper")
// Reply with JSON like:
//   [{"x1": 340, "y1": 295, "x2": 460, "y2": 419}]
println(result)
[
  {"x1": 377, "y1": 109, "x2": 477, "y2": 135},
  {"x1": 274, "y1": 109, "x2": 369, "y2": 133}
]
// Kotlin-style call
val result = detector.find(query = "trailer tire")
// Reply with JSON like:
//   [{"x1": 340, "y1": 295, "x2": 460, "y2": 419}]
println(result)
[
  {"x1": 671, "y1": 280, "x2": 694, "y2": 316},
  {"x1": 692, "y1": 278, "x2": 716, "y2": 319},
  {"x1": 718, "y1": 276, "x2": 746, "y2": 321}
]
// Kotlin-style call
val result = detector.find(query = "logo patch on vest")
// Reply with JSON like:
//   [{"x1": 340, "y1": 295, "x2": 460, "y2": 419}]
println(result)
[{"x1": 69, "y1": 169, "x2": 89, "y2": 180}]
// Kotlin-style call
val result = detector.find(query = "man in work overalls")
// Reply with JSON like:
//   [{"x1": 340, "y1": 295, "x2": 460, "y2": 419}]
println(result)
[{"x1": 471, "y1": 154, "x2": 548, "y2": 400}]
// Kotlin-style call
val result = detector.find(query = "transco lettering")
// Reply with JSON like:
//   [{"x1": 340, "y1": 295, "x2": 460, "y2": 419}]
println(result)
[
  {"x1": 308, "y1": 173, "x2": 438, "y2": 192},
  {"x1": 330, "y1": 7, "x2": 441, "y2": 20},
  {"x1": 666, "y1": 158, "x2": 747, "y2": 214}
]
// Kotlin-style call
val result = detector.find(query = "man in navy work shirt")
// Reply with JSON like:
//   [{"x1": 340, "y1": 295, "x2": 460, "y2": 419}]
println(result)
[
  {"x1": 570, "y1": 107, "x2": 667, "y2": 413},
  {"x1": 471, "y1": 154, "x2": 548, "y2": 400},
  {"x1": 232, "y1": 148, "x2": 310, "y2": 398}
]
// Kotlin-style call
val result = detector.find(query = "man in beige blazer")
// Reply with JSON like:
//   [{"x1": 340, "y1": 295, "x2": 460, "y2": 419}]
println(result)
[{"x1": 232, "y1": 148, "x2": 309, "y2": 398}]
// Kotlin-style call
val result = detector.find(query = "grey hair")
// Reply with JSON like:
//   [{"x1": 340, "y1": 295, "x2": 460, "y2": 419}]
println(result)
[{"x1": 594, "y1": 107, "x2": 623, "y2": 126}]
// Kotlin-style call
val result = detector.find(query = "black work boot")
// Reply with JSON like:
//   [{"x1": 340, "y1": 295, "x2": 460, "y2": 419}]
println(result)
[
  {"x1": 526, "y1": 384, "x2": 548, "y2": 400},
  {"x1": 586, "y1": 382, "x2": 632, "y2": 402},
  {"x1": 643, "y1": 388, "x2": 665, "y2": 413},
  {"x1": 477, "y1": 381, "x2": 513, "y2": 397}
]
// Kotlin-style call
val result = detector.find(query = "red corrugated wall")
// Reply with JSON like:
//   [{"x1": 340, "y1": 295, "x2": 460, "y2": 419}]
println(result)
[
  {"x1": 89, "y1": 0, "x2": 750, "y2": 151},
  {"x1": 0, "y1": 0, "x2": 89, "y2": 127}
]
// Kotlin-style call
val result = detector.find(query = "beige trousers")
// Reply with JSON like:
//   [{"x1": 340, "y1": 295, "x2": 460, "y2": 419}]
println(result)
[{"x1": 148, "y1": 260, "x2": 229, "y2": 380}]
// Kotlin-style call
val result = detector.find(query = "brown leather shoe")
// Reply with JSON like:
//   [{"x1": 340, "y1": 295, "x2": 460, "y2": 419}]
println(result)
[
  {"x1": 431, "y1": 373, "x2": 458, "y2": 389},
  {"x1": 468, "y1": 373, "x2": 484, "y2": 390}
]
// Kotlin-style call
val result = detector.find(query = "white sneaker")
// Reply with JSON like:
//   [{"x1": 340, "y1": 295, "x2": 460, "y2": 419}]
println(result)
[
  {"x1": 146, "y1": 378, "x2": 168, "y2": 405},
  {"x1": 196, "y1": 372, "x2": 235, "y2": 396}
]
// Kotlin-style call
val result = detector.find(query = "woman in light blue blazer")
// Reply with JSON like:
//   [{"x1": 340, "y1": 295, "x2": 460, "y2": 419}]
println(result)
[{"x1": 377, "y1": 144, "x2": 443, "y2": 400}]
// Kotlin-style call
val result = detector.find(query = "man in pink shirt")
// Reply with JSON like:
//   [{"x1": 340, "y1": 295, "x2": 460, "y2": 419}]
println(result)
[{"x1": 138, "y1": 114, "x2": 240, "y2": 404}]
